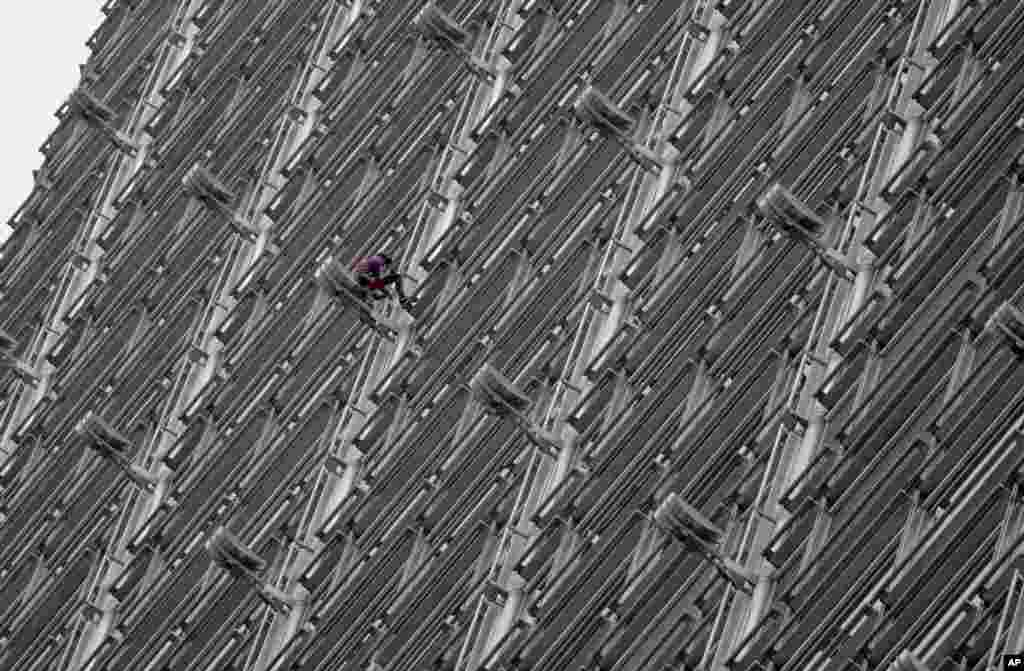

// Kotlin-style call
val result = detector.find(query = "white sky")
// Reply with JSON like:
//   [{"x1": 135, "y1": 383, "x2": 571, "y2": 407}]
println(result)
[{"x1": 0, "y1": 5, "x2": 106, "y2": 243}]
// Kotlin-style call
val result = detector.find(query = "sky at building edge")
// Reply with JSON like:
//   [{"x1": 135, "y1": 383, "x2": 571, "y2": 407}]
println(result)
[{"x1": 0, "y1": 5, "x2": 106, "y2": 245}]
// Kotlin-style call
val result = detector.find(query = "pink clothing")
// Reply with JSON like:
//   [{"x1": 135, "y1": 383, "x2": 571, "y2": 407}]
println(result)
[{"x1": 352, "y1": 255, "x2": 387, "y2": 275}]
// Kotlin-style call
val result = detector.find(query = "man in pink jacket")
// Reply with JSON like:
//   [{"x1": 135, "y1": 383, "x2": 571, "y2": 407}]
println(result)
[{"x1": 352, "y1": 254, "x2": 413, "y2": 310}]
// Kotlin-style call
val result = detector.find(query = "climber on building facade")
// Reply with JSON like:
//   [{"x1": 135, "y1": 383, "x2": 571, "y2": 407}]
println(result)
[{"x1": 352, "y1": 253, "x2": 414, "y2": 310}]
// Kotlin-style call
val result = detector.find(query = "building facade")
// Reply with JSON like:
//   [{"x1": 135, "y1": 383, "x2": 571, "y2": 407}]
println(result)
[{"x1": 1, "y1": 0, "x2": 1023, "y2": 669}]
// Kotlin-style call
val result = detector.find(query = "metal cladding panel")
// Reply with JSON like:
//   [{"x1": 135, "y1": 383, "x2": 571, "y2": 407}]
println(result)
[
  {"x1": 97, "y1": 199, "x2": 192, "y2": 320},
  {"x1": 0, "y1": 215, "x2": 83, "y2": 320},
  {"x1": 775, "y1": 73, "x2": 877, "y2": 186},
  {"x1": 772, "y1": 493, "x2": 912, "y2": 666},
  {"x1": 525, "y1": 142, "x2": 623, "y2": 254},
  {"x1": 186, "y1": 3, "x2": 270, "y2": 93},
  {"x1": 464, "y1": 122, "x2": 571, "y2": 246},
  {"x1": 931, "y1": 368, "x2": 1024, "y2": 475},
  {"x1": 31, "y1": 134, "x2": 110, "y2": 212},
  {"x1": 294, "y1": 531, "x2": 416, "y2": 671},
  {"x1": 364, "y1": 390, "x2": 465, "y2": 479},
  {"x1": 418, "y1": 424, "x2": 522, "y2": 533},
  {"x1": 687, "y1": 87, "x2": 794, "y2": 206},
  {"x1": 26, "y1": 468, "x2": 122, "y2": 574},
  {"x1": 409, "y1": 253, "x2": 520, "y2": 386},
  {"x1": 721, "y1": 0, "x2": 816, "y2": 91},
  {"x1": 92, "y1": 3, "x2": 177, "y2": 96},
  {"x1": 355, "y1": 421, "x2": 519, "y2": 549},
  {"x1": 0, "y1": 449, "x2": 93, "y2": 570},
  {"x1": 502, "y1": 0, "x2": 614, "y2": 136},
  {"x1": 38, "y1": 312, "x2": 145, "y2": 439},
  {"x1": 838, "y1": 299, "x2": 971, "y2": 446},
  {"x1": 2, "y1": 268, "x2": 63, "y2": 342},
  {"x1": 233, "y1": 401, "x2": 333, "y2": 526},
  {"x1": 352, "y1": 425, "x2": 459, "y2": 533},
  {"x1": 635, "y1": 222, "x2": 752, "y2": 340},
  {"x1": 242, "y1": 0, "x2": 323, "y2": 78},
  {"x1": 683, "y1": 352, "x2": 783, "y2": 470},
  {"x1": 796, "y1": 449, "x2": 926, "y2": 596},
  {"x1": 156, "y1": 216, "x2": 233, "y2": 299},
  {"x1": 264, "y1": 171, "x2": 370, "y2": 291},
  {"x1": 931, "y1": 347, "x2": 1018, "y2": 445},
  {"x1": 873, "y1": 487, "x2": 1008, "y2": 657},
  {"x1": 370, "y1": 522, "x2": 489, "y2": 668},
  {"x1": 272, "y1": 319, "x2": 359, "y2": 409},
  {"x1": 351, "y1": 147, "x2": 437, "y2": 240},
  {"x1": 801, "y1": 0, "x2": 889, "y2": 78},
  {"x1": 886, "y1": 180, "x2": 1009, "y2": 306},
  {"x1": 595, "y1": 548, "x2": 708, "y2": 666},
  {"x1": 316, "y1": 44, "x2": 417, "y2": 158},
  {"x1": 0, "y1": 562, "x2": 35, "y2": 637},
  {"x1": 161, "y1": 581, "x2": 256, "y2": 671},
  {"x1": 361, "y1": 0, "x2": 424, "y2": 55},
  {"x1": 213, "y1": 283, "x2": 319, "y2": 411},
  {"x1": 0, "y1": 548, "x2": 95, "y2": 668},
  {"x1": 155, "y1": 78, "x2": 242, "y2": 169},
  {"x1": 592, "y1": 0, "x2": 683, "y2": 91},
  {"x1": 107, "y1": 301, "x2": 200, "y2": 414},
  {"x1": 375, "y1": 59, "x2": 465, "y2": 146},
  {"x1": 573, "y1": 366, "x2": 696, "y2": 520},
  {"x1": 493, "y1": 240, "x2": 592, "y2": 366},
  {"x1": 512, "y1": 512, "x2": 646, "y2": 668},
  {"x1": 106, "y1": 551, "x2": 212, "y2": 671},
  {"x1": 158, "y1": 418, "x2": 268, "y2": 550}
]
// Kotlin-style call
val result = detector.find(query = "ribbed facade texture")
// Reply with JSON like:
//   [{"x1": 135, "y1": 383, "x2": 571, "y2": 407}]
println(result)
[{"x1": 3, "y1": 0, "x2": 1024, "y2": 669}]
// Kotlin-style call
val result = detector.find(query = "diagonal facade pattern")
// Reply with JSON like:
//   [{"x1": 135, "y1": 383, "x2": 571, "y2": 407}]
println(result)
[{"x1": 1, "y1": 0, "x2": 1024, "y2": 670}]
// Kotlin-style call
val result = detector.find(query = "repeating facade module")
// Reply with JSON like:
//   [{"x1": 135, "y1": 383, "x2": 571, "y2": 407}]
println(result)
[{"x1": 1, "y1": 0, "x2": 1023, "y2": 669}]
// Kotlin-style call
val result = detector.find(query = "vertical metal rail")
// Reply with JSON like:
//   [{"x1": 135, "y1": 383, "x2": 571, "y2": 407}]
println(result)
[
  {"x1": 0, "y1": 2, "x2": 197, "y2": 460},
  {"x1": 63, "y1": 1, "x2": 208, "y2": 668},
  {"x1": 185, "y1": 0, "x2": 360, "y2": 423},
  {"x1": 454, "y1": 2, "x2": 727, "y2": 668},
  {"x1": 705, "y1": 1, "x2": 950, "y2": 668},
  {"x1": 990, "y1": 480, "x2": 1024, "y2": 670},
  {"x1": 65, "y1": 2, "x2": 358, "y2": 669},
  {"x1": 249, "y1": 2, "x2": 512, "y2": 668},
  {"x1": 197, "y1": 1, "x2": 374, "y2": 668}
]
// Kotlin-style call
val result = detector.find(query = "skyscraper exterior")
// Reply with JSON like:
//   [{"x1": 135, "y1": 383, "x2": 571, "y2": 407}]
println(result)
[{"x1": 2, "y1": 0, "x2": 1024, "y2": 669}]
